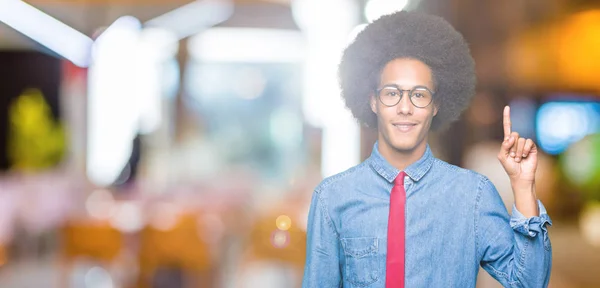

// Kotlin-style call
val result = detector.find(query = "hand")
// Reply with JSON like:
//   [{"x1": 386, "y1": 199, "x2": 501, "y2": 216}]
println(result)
[{"x1": 498, "y1": 106, "x2": 538, "y2": 183}]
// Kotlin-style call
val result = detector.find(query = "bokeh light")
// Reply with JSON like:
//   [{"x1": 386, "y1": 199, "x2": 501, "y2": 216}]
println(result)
[
  {"x1": 109, "y1": 201, "x2": 143, "y2": 233},
  {"x1": 536, "y1": 101, "x2": 600, "y2": 155},
  {"x1": 561, "y1": 133, "x2": 600, "y2": 198},
  {"x1": 85, "y1": 189, "x2": 116, "y2": 220},
  {"x1": 149, "y1": 202, "x2": 181, "y2": 231},
  {"x1": 275, "y1": 215, "x2": 292, "y2": 231},
  {"x1": 232, "y1": 67, "x2": 267, "y2": 100},
  {"x1": 84, "y1": 266, "x2": 114, "y2": 288},
  {"x1": 271, "y1": 230, "x2": 290, "y2": 249},
  {"x1": 580, "y1": 202, "x2": 600, "y2": 248}
]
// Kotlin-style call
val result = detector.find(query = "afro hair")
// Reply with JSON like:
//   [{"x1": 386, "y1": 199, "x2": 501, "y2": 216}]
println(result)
[{"x1": 339, "y1": 11, "x2": 476, "y2": 131}]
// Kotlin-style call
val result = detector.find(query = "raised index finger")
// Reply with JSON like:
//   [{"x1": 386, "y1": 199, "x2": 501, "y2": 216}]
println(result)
[{"x1": 503, "y1": 105, "x2": 511, "y2": 140}]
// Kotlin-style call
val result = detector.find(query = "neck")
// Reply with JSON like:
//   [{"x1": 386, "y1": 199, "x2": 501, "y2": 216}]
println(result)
[{"x1": 377, "y1": 137, "x2": 427, "y2": 172}]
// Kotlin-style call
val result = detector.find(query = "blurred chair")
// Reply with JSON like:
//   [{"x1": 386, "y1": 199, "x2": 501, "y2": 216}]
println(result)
[
  {"x1": 59, "y1": 220, "x2": 124, "y2": 287},
  {"x1": 137, "y1": 212, "x2": 214, "y2": 288}
]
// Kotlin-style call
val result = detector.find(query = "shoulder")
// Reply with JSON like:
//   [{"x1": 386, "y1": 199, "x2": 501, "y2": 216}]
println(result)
[
  {"x1": 431, "y1": 158, "x2": 495, "y2": 191},
  {"x1": 313, "y1": 161, "x2": 369, "y2": 198},
  {"x1": 432, "y1": 158, "x2": 487, "y2": 180},
  {"x1": 431, "y1": 158, "x2": 505, "y2": 216}
]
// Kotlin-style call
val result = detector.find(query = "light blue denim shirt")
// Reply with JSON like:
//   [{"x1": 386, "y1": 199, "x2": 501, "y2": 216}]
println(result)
[{"x1": 302, "y1": 142, "x2": 552, "y2": 288}]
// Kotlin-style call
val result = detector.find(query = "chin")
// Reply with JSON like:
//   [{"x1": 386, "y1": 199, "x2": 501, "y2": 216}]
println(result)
[{"x1": 391, "y1": 142, "x2": 418, "y2": 153}]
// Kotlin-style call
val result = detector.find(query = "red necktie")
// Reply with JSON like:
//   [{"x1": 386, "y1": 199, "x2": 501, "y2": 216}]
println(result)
[{"x1": 386, "y1": 171, "x2": 406, "y2": 288}]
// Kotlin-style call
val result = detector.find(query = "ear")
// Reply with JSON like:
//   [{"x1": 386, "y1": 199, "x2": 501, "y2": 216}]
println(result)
[
  {"x1": 433, "y1": 105, "x2": 438, "y2": 117},
  {"x1": 370, "y1": 94, "x2": 377, "y2": 114}
]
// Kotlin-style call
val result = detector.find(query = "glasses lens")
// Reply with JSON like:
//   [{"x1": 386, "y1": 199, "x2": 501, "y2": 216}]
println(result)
[
  {"x1": 378, "y1": 87, "x2": 401, "y2": 106},
  {"x1": 410, "y1": 88, "x2": 433, "y2": 108}
]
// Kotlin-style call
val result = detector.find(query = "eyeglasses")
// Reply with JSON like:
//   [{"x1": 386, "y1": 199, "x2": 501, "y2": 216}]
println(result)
[{"x1": 375, "y1": 86, "x2": 434, "y2": 108}]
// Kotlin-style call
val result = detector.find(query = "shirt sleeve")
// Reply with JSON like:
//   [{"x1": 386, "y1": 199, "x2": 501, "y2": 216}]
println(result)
[
  {"x1": 475, "y1": 177, "x2": 552, "y2": 288},
  {"x1": 302, "y1": 188, "x2": 342, "y2": 288}
]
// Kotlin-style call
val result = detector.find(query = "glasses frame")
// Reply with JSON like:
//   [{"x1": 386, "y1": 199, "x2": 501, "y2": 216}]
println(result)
[{"x1": 374, "y1": 85, "x2": 435, "y2": 108}]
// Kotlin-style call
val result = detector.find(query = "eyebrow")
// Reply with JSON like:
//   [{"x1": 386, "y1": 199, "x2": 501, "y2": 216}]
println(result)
[{"x1": 378, "y1": 83, "x2": 434, "y2": 91}]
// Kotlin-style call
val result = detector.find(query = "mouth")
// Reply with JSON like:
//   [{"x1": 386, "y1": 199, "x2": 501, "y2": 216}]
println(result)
[{"x1": 392, "y1": 122, "x2": 418, "y2": 132}]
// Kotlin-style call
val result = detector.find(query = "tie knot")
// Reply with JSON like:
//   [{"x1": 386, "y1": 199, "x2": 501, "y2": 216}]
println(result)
[{"x1": 394, "y1": 171, "x2": 407, "y2": 186}]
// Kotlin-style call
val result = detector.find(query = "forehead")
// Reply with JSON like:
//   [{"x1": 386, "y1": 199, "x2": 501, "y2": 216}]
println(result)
[{"x1": 379, "y1": 58, "x2": 433, "y2": 88}]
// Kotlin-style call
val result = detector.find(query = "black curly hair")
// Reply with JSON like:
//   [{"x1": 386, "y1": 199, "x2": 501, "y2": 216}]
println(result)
[{"x1": 339, "y1": 11, "x2": 476, "y2": 131}]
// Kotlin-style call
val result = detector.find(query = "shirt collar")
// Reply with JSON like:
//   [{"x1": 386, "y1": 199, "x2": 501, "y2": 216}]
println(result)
[{"x1": 367, "y1": 141, "x2": 435, "y2": 183}]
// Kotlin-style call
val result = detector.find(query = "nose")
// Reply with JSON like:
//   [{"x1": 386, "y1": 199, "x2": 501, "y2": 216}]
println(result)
[{"x1": 396, "y1": 91, "x2": 413, "y2": 115}]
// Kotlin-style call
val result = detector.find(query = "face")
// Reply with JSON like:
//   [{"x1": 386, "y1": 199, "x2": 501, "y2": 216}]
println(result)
[{"x1": 370, "y1": 58, "x2": 438, "y2": 154}]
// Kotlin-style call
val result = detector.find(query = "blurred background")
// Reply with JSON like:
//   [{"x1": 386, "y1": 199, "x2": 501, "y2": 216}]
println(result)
[{"x1": 0, "y1": 0, "x2": 599, "y2": 287}]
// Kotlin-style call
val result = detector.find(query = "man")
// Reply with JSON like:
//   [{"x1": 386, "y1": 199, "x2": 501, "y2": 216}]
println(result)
[{"x1": 302, "y1": 11, "x2": 552, "y2": 287}]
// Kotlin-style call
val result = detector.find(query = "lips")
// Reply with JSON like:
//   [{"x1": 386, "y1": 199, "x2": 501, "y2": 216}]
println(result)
[{"x1": 392, "y1": 122, "x2": 417, "y2": 132}]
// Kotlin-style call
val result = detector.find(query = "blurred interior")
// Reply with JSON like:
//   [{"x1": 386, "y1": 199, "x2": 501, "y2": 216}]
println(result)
[{"x1": 0, "y1": 0, "x2": 599, "y2": 287}]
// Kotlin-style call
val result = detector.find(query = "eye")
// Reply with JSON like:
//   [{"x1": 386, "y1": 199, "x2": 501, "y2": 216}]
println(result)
[{"x1": 412, "y1": 88, "x2": 431, "y2": 98}]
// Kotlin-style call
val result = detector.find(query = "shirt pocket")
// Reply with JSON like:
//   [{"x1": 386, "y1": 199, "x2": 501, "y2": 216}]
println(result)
[{"x1": 341, "y1": 237, "x2": 380, "y2": 287}]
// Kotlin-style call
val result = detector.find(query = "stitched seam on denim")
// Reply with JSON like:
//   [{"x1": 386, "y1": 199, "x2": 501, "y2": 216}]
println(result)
[
  {"x1": 412, "y1": 154, "x2": 434, "y2": 181},
  {"x1": 317, "y1": 163, "x2": 365, "y2": 191},
  {"x1": 544, "y1": 231, "x2": 551, "y2": 251},
  {"x1": 341, "y1": 238, "x2": 379, "y2": 287},
  {"x1": 486, "y1": 264, "x2": 510, "y2": 281},
  {"x1": 540, "y1": 213, "x2": 552, "y2": 251},
  {"x1": 315, "y1": 188, "x2": 340, "y2": 239},
  {"x1": 475, "y1": 175, "x2": 484, "y2": 261},
  {"x1": 340, "y1": 238, "x2": 377, "y2": 258},
  {"x1": 367, "y1": 146, "x2": 397, "y2": 182},
  {"x1": 511, "y1": 238, "x2": 530, "y2": 287},
  {"x1": 518, "y1": 236, "x2": 529, "y2": 275},
  {"x1": 368, "y1": 158, "x2": 395, "y2": 183},
  {"x1": 434, "y1": 159, "x2": 468, "y2": 177}
]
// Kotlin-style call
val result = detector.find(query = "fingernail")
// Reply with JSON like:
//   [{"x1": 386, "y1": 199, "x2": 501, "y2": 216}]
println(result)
[
  {"x1": 504, "y1": 137, "x2": 508, "y2": 141},
  {"x1": 515, "y1": 157, "x2": 520, "y2": 162},
  {"x1": 522, "y1": 154, "x2": 526, "y2": 158},
  {"x1": 510, "y1": 152, "x2": 516, "y2": 157},
  {"x1": 510, "y1": 136, "x2": 514, "y2": 141}
]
